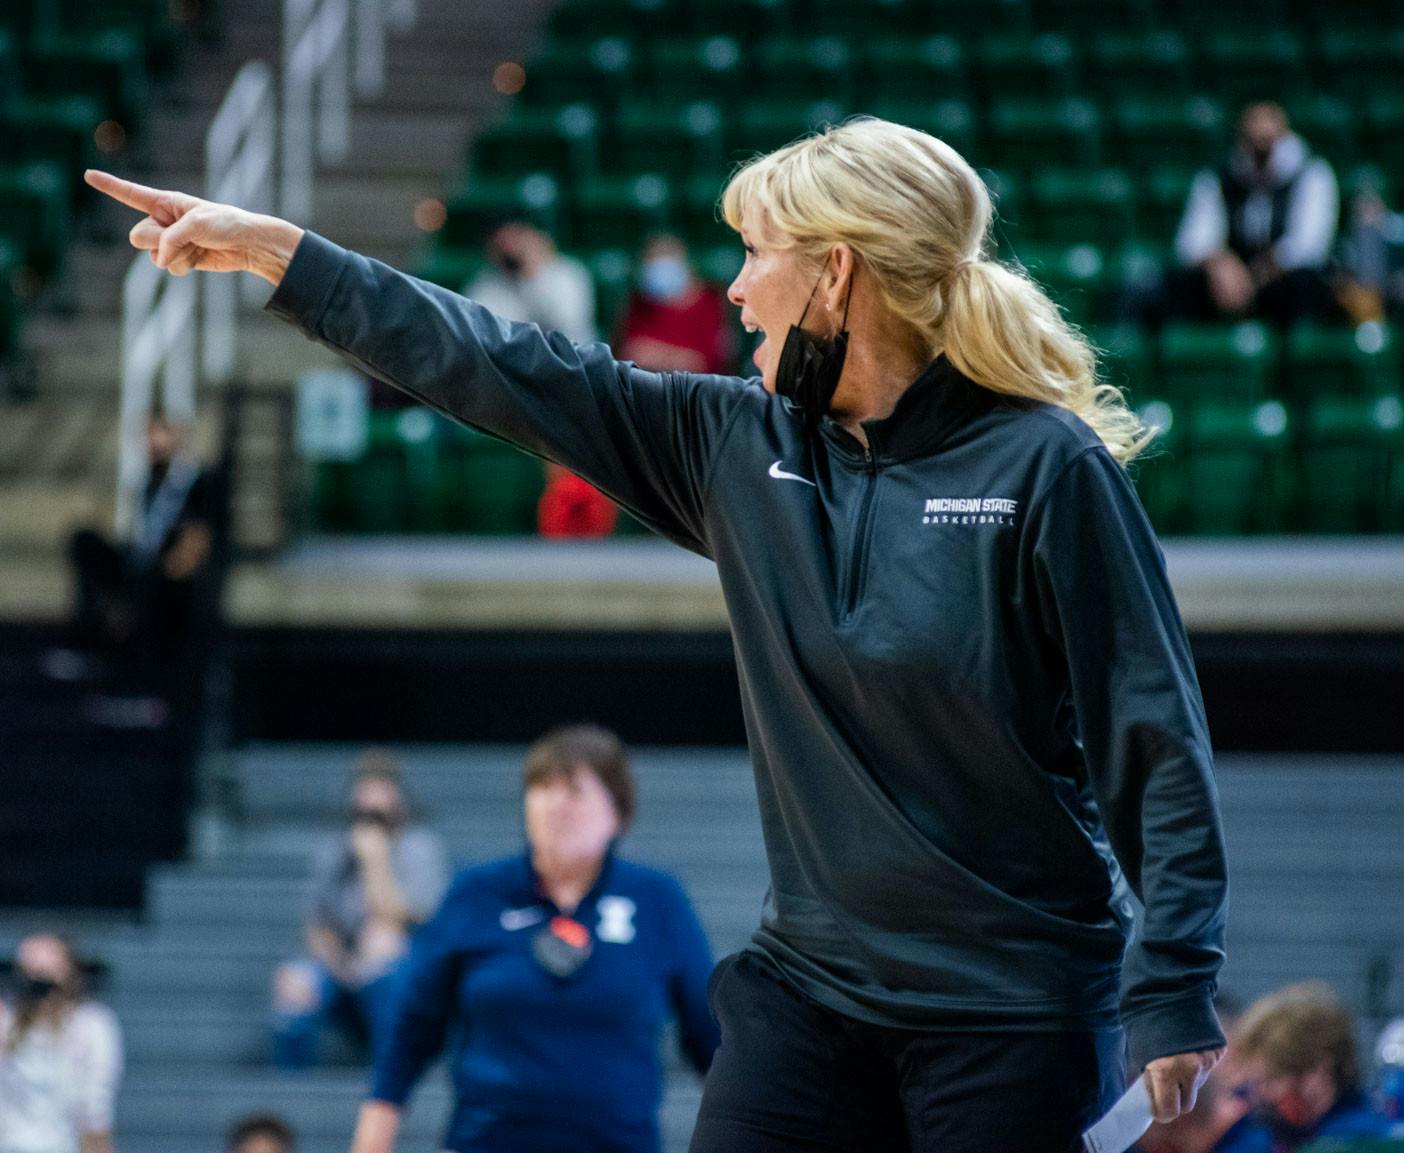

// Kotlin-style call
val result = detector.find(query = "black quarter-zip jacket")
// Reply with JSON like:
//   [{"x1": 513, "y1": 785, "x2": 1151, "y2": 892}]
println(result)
[{"x1": 267, "y1": 233, "x2": 1229, "y2": 1070}]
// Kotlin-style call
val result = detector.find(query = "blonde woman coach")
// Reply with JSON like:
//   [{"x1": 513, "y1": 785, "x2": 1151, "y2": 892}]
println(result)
[{"x1": 87, "y1": 115, "x2": 1228, "y2": 1153}]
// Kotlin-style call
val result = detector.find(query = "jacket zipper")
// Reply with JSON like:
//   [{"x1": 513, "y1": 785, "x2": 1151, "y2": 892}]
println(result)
[{"x1": 841, "y1": 445, "x2": 879, "y2": 623}]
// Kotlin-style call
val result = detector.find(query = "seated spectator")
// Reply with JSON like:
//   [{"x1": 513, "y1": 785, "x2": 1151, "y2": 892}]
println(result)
[
  {"x1": 66, "y1": 411, "x2": 221, "y2": 681},
  {"x1": 615, "y1": 235, "x2": 735, "y2": 374},
  {"x1": 348, "y1": 724, "x2": 719, "y2": 1153},
  {"x1": 464, "y1": 222, "x2": 597, "y2": 344},
  {"x1": 1231, "y1": 981, "x2": 1390, "y2": 1150},
  {"x1": 0, "y1": 935, "x2": 123, "y2": 1153},
  {"x1": 1131, "y1": 102, "x2": 1345, "y2": 330},
  {"x1": 536, "y1": 462, "x2": 619, "y2": 538},
  {"x1": 226, "y1": 1114, "x2": 296, "y2": 1153},
  {"x1": 271, "y1": 750, "x2": 449, "y2": 1069},
  {"x1": 1338, "y1": 169, "x2": 1404, "y2": 324}
]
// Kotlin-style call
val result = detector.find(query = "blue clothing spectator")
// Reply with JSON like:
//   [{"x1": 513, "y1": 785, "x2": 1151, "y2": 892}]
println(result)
[{"x1": 372, "y1": 852, "x2": 718, "y2": 1153}]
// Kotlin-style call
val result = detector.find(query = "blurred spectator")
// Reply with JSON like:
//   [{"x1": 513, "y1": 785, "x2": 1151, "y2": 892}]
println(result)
[
  {"x1": 347, "y1": 724, "x2": 719, "y2": 1153},
  {"x1": 1131, "y1": 102, "x2": 1345, "y2": 330},
  {"x1": 271, "y1": 750, "x2": 449, "y2": 1070},
  {"x1": 0, "y1": 935, "x2": 123, "y2": 1153},
  {"x1": 536, "y1": 462, "x2": 619, "y2": 538},
  {"x1": 1376, "y1": 1017, "x2": 1404, "y2": 1134},
  {"x1": 464, "y1": 223, "x2": 597, "y2": 343},
  {"x1": 1231, "y1": 981, "x2": 1390, "y2": 1150},
  {"x1": 616, "y1": 235, "x2": 734, "y2": 374},
  {"x1": 226, "y1": 1114, "x2": 296, "y2": 1153},
  {"x1": 1338, "y1": 171, "x2": 1404, "y2": 324},
  {"x1": 64, "y1": 412, "x2": 221, "y2": 678}
]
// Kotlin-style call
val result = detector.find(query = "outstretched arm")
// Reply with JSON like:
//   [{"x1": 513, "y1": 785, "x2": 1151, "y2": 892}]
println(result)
[{"x1": 86, "y1": 170, "x2": 752, "y2": 554}]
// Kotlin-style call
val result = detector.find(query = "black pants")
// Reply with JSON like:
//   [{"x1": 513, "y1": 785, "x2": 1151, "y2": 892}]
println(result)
[
  {"x1": 690, "y1": 951, "x2": 1125, "y2": 1153},
  {"x1": 1125, "y1": 263, "x2": 1346, "y2": 330}
]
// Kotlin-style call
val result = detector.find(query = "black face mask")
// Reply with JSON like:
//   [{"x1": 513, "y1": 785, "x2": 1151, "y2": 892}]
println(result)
[
  {"x1": 16, "y1": 974, "x2": 61, "y2": 1003},
  {"x1": 773, "y1": 267, "x2": 852, "y2": 430}
]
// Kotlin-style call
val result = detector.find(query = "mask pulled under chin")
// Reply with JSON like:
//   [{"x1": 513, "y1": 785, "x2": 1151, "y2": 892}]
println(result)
[
  {"x1": 774, "y1": 325, "x2": 850, "y2": 429},
  {"x1": 774, "y1": 266, "x2": 853, "y2": 429}
]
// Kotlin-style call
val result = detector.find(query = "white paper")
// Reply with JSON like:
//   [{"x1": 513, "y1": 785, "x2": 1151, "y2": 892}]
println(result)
[{"x1": 1082, "y1": 1076, "x2": 1154, "y2": 1153}]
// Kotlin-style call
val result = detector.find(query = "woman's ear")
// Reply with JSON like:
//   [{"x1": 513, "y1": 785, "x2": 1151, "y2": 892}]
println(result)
[{"x1": 824, "y1": 244, "x2": 855, "y2": 319}]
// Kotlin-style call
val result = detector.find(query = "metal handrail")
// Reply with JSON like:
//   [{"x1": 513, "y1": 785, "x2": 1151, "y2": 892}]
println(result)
[
  {"x1": 204, "y1": 60, "x2": 277, "y2": 386},
  {"x1": 281, "y1": 0, "x2": 351, "y2": 222}
]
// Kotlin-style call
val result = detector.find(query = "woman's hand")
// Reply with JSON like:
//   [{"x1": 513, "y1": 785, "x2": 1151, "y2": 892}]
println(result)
[
  {"x1": 1144, "y1": 1047, "x2": 1225, "y2": 1123},
  {"x1": 83, "y1": 169, "x2": 304, "y2": 287},
  {"x1": 349, "y1": 1100, "x2": 401, "y2": 1153}
]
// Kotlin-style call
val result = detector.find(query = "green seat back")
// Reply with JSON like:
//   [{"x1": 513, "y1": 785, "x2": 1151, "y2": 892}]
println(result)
[
  {"x1": 861, "y1": 36, "x2": 968, "y2": 103},
  {"x1": 1027, "y1": 167, "x2": 1133, "y2": 248},
  {"x1": 1159, "y1": 322, "x2": 1279, "y2": 407}
]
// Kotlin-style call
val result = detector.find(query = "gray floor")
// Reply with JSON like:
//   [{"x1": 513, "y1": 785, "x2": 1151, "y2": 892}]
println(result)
[{"x1": 3, "y1": 747, "x2": 1403, "y2": 1153}]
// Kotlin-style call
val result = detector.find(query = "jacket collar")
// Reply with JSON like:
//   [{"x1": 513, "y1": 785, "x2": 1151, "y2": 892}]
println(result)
[{"x1": 814, "y1": 354, "x2": 1007, "y2": 467}]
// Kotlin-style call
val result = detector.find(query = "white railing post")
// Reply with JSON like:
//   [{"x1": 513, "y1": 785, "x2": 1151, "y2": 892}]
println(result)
[
  {"x1": 281, "y1": 0, "x2": 352, "y2": 222},
  {"x1": 204, "y1": 60, "x2": 277, "y2": 386},
  {"x1": 353, "y1": 0, "x2": 385, "y2": 96},
  {"x1": 117, "y1": 257, "x2": 197, "y2": 538}
]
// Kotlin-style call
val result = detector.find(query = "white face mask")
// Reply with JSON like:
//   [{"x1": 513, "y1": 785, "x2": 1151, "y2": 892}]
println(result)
[{"x1": 640, "y1": 256, "x2": 690, "y2": 302}]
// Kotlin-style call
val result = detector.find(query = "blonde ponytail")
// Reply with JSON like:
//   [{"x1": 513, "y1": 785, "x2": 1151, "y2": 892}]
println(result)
[{"x1": 721, "y1": 117, "x2": 1155, "y2": 466}]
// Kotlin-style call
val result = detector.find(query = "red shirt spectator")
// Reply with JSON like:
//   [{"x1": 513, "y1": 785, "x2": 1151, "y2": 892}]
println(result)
[{"x1": 615, "y1": 236, "x2": 734, "y2": 374}]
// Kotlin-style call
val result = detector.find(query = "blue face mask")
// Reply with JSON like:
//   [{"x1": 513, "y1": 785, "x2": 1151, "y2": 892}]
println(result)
[{"x1": 640, "y1": 257, "x2": 690, "y2": 302}]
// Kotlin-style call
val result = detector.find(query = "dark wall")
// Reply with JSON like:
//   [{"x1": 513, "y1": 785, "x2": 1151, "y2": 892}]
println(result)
[{"x1": 233, "y1": 626, "x2": 1404, "y2": 753}]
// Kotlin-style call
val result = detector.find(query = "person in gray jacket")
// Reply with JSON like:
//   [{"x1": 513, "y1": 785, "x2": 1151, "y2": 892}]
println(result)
[{"x1": 86, "y1": 113, "x2": 1228, "y2": 1153}]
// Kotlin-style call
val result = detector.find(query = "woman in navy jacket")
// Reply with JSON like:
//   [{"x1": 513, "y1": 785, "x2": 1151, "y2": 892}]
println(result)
[
  {"x1": 88, "y1": 114, "x2": 1229, "y2": 1153},
  {"x1": 350, "y1": 725, "x2": 718, "y2": 1153}
]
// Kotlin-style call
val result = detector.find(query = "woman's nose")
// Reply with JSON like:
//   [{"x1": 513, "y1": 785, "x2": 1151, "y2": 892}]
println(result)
[{"x1": 727, "y1": 275, "x2": 745, "y2": 307}]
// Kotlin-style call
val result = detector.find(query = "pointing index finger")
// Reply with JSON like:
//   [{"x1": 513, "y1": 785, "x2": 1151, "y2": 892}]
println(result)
[{"x1": 84, "y1": 170, "x2": 181, "y2": 221}]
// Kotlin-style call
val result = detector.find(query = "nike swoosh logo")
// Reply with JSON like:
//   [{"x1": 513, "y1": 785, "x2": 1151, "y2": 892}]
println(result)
[
  {"x1": 500, "y1": 907, "x2": 546, "y2": 931},
  {"x1": 768, "y1": 460, "x2": 816, "y2": 487}
]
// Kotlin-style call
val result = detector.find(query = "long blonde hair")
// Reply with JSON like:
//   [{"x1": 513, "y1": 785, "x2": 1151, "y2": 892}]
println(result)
[{"x1": 720, "y1": 116, "x2": 1153, "y2": 466}]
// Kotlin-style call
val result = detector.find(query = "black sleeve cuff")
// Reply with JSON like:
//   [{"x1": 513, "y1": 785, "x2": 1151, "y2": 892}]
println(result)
[
  {"x1": 264, "y1": 229, "x2": 351, "y2": 336},
  {"x1": 1124, "y1": 989, "x2": 1226, "y2": 1071}
]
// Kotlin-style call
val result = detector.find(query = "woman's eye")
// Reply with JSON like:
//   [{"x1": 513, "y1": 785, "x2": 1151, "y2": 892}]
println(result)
[{"x1": 743, "y1": 243, "x2": 756, "y2": 257}]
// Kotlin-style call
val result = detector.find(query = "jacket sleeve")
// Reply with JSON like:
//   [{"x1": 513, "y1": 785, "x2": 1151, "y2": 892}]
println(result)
[
  {"x1": 265, "y1": 231, "x2": 751, "y2": 555},
  {"x1": 662, "y1": 875, "x2": 721, "y2": 1075},
  {"x1": 1028, "y1": 446, "x2": 1229, "y2": 1071},
  {"x1": 369, "y1": 877, "x2": 468, "y2": 1106}
]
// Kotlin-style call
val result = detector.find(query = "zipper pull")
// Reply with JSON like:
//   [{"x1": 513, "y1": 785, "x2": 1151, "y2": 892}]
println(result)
[{"x1": 863, "y1": 446, "x2": 874, "y2": 469}]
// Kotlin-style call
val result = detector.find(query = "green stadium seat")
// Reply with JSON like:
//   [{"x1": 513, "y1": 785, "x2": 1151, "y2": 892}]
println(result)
[
  {"x1": 413, "y1": 246, "x2": 484, "y2": 292},
  {"x1": 0, "y1": 236, "x2": 23, "y2": 369},
  {"x1": 1086, "y1": 31, "x2": 1192, "y2": 101},
  {"x1": 1315, "y1": 29, "x2": 1404, "y2": 103},
  {"x1": 988, "y1": 97, "x2": 1102, "y2": 172},
  {"x1": 806, "y1": 0, "x2": 919, "y2": 39},
  {"x1": 696, "y1": 243, "x2": 744, "y2": 287},
  {"x1": 1027, "y1": 167, "x2": 1133, "y2": 248},
  {"x1": 1298, "y1": 394, "x2": 1404, "y2": 532},
  {"x1": 611, "y1": 100, "x2": 724, "y2": 179},
  {"x1": 1288, "y1": 0, "x2": 1403, "y2": 32},
  {"x1": 1114, "y1": 242, "x2": 1168, "y2": 310},
  {"x1": 0, "y1": 29, "x2": 20, "y2": 106},
  {"x1": 861, "y1": 36, "x2": 968, "y2": 104},
  {"x1": 975, "y1": 33, "x2": 1080, "y2": 103},
  {"x1": 1027, "y1": 0, "x2": 1155, "y2": 34},
  {"x1": 1159, "y1": 322, "x2": 1279, "y2": 407},
  {"x1": 1127, "y1": 396, "x2": 1186, "y2": 532},
  {"x1": 681, "y1": 0, "x2": 790, "y2": 38},
  {"x1": 443, "y1": 430, "x2": 545, "y2": 535},
  {"x1": 980, "y1": 167, "x2": 1027, "y2": 251},
  {"x1": 0, "y1": 97, "x2": 101, "y2": 206},
  {"x1": 1182, "y1": 399, "x2": 1293, "y2": 534},
  {"x1": 646, "y1": 36, "x2": 744, "y2": 109},
  {"x1": 24, "y1": 30, "x2": 150, "y2": 137},
  {"x1": 583, "y1": 248, "x2": 636, "y2": 335},
  {"x1": 1108, "y1": 96, "x2": 1227, "y2": 175},
  {"x1": 440, "y1": 173, "x2": 561, "y2": 251},
  {"x1": 521, "y1": 37, "x2": 635, "y2": 111},
  {"x1": 1136, "y1": 167, "x2": 1193, "y2": 245},
  {"x1": 1094, "y1": 323, "x2": 1154, "y2": 402},
  {"x1": 1362, "y1": 97, "x2": 1404, "y2": 192},
  {"x1": 570, "y1": 173, "x2": 672, "y2": 249},
  {"x1": 0, "y1": 162, "x2": 69, "y2": 282},
  {"x1": 1284, "y1": 323, "x2": 1399, "y2": 404},
  {"x1": 1282, "y1": 94, "x2": 1361, "y2": 173},
  {"x1": 730, "y1": 99, "x2": 847, "y2": 158},
  {"x1": 868, "y1": 99, "x2": 978, "y2": 163},
  {"x1": 924, "y1": 0, "x2": 1029, "y2": 40},
  {"x1": 1160, "y1": 0, "x2": 1287, "y2": 29},
  {"x1": 754, "y1": 36, "x2": 853, "y2": 104},
  {"x1": 1201, "y1": 30, "x2": 1310, "y2": 110},
  {"x1": 676, "y1": 172, "x2": 730, "y2": 249},
  {"x1": 1015, "y1": 243, "x2": 1108, "y2": 328},
  {"x1": 59, "y1": 0, "x2": 184, "y2": 72},
  {"x1": 472, "y1": 104, "x2": 601, "y2": 184},
  {"x1": 0, "y1": 0, "x2": 56, "y2": 39},
  {"x1": 549, "y1": 0, "x2": 672, "y2": 40}
]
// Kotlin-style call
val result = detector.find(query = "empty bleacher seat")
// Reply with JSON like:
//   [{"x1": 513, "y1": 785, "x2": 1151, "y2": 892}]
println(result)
[
  {"x1": 1182, "y1": 399, "x2": 1293, "y2": 534},
  {"x1": 611, "y1": 100, "x2": 725, "y2": 179},
  {"x1": 1298, "y1": 394, "x2": 1404, "y2": 532},
  {"x1": 1027, "y1": 167, "x2": 1134, "y2": 248},
  {"x1": 1159, "y1": 322, "x2": 1279, "y2": 406},
  {"x1": 1086, "y1": 31, "x2": 1193, "y2": 100},
  {"x1": 569, "y1": 173, "x2": 672, "y2": 250},
  {"x1": 861, "y1": 36, "x2": 968, "y2": 104},
  {"x1": 471, "y1": 103, "x2": 601, "y2": 184},
  {"x1": 987, "y1": 96, "x2": 1103, "y2": 172}
]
